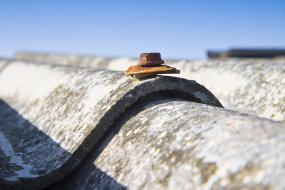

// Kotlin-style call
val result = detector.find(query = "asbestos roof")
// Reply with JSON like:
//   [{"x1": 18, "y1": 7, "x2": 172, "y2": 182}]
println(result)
[
  {"x1": 0, "y1": 52, "x2": 285, "y2": 190},
  {"x1": 15, "y1": 52, "x2": 285, "y2": 122}
]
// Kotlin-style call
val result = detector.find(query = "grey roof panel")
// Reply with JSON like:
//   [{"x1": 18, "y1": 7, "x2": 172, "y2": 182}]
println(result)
[
  {"x1": 50, "y1": 100, "x2": 285, "y2": 190},
  {"x1": 14, "y1": 52, "x2": 285, "y2": 122},
  {"x1": 0, "y1": 61, "x2": 221, "y2": 189}
]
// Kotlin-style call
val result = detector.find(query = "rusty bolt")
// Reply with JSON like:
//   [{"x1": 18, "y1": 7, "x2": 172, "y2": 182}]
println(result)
[
  {"x1": 125, "y1": 52, "x2": 180, "y2": 79},
  {"x1": 138, "y1": 52, "x2": 164, "y2": 66}
]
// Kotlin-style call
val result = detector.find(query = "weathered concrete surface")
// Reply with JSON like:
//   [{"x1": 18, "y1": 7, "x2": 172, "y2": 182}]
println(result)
[
  {"x1": 0, "y1": 61, "x2": 221, "y2": 190},
  {"x1": 173, "y1": 59, "x2": 285, "y2": 122},
  {"x1": 49, "y1": 100, "x2": 285, "y2": 190},
  {"x1": 15, "y1": 52, "x2": 285, "y2": 122}
]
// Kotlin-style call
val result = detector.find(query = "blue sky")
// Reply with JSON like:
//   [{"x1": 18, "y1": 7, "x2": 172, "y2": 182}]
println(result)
[{"x1": 0, "y1": 0, "x2": 285, "y2": 59}]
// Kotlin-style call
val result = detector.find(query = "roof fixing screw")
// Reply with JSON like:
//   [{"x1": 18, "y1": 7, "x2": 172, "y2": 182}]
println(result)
[
  {"x1": 125, "y1": 52, "x2": 180, "y2": 79},
  {"x1": 139, "y1": 53, "x2": 164, "y2": 66}
]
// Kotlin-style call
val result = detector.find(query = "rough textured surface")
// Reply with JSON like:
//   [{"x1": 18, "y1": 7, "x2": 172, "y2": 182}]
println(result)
[
  {"x1": 3, "y1": 53, "x2": 284, "y2": 190},
  {"x1": 15, "y1": 52, "x2": 285, "y2": 122},
  {"x1": 50, "y1": 100, "x2": 285, "y2": 190},
  {"x1": 173, "y1": 59, "x2": 285, "y2": 122},
  {"x1": 0, "y1": 61, "x2": 221, "y2": 190}
]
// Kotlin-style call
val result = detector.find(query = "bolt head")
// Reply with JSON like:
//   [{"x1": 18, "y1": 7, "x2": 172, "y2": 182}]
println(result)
[{"x1": 139, "y1": 52, "x2": 164, "y2": 66}]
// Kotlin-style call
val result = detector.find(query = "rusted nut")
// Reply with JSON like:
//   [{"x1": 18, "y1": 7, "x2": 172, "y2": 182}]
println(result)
[
  {"x1": 139, "y1": 52, "x2": 164, "y2": 66},
  {"x1": 125, "y1": 52, "x2": 180, "y2": 79}
]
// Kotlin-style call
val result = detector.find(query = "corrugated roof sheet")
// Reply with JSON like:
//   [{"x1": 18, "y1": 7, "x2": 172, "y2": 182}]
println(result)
[
  {"x1": 15, "y1": 52, "x2": 285, "y2": 122},
  {"x1": 0, "y1": 53, "x2": 284, "y2": 189}
]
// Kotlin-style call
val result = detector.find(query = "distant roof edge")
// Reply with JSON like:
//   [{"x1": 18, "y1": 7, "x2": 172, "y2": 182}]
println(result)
[{"x1": 207, "y1": 48, "x2": 285, "y2": 59}]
